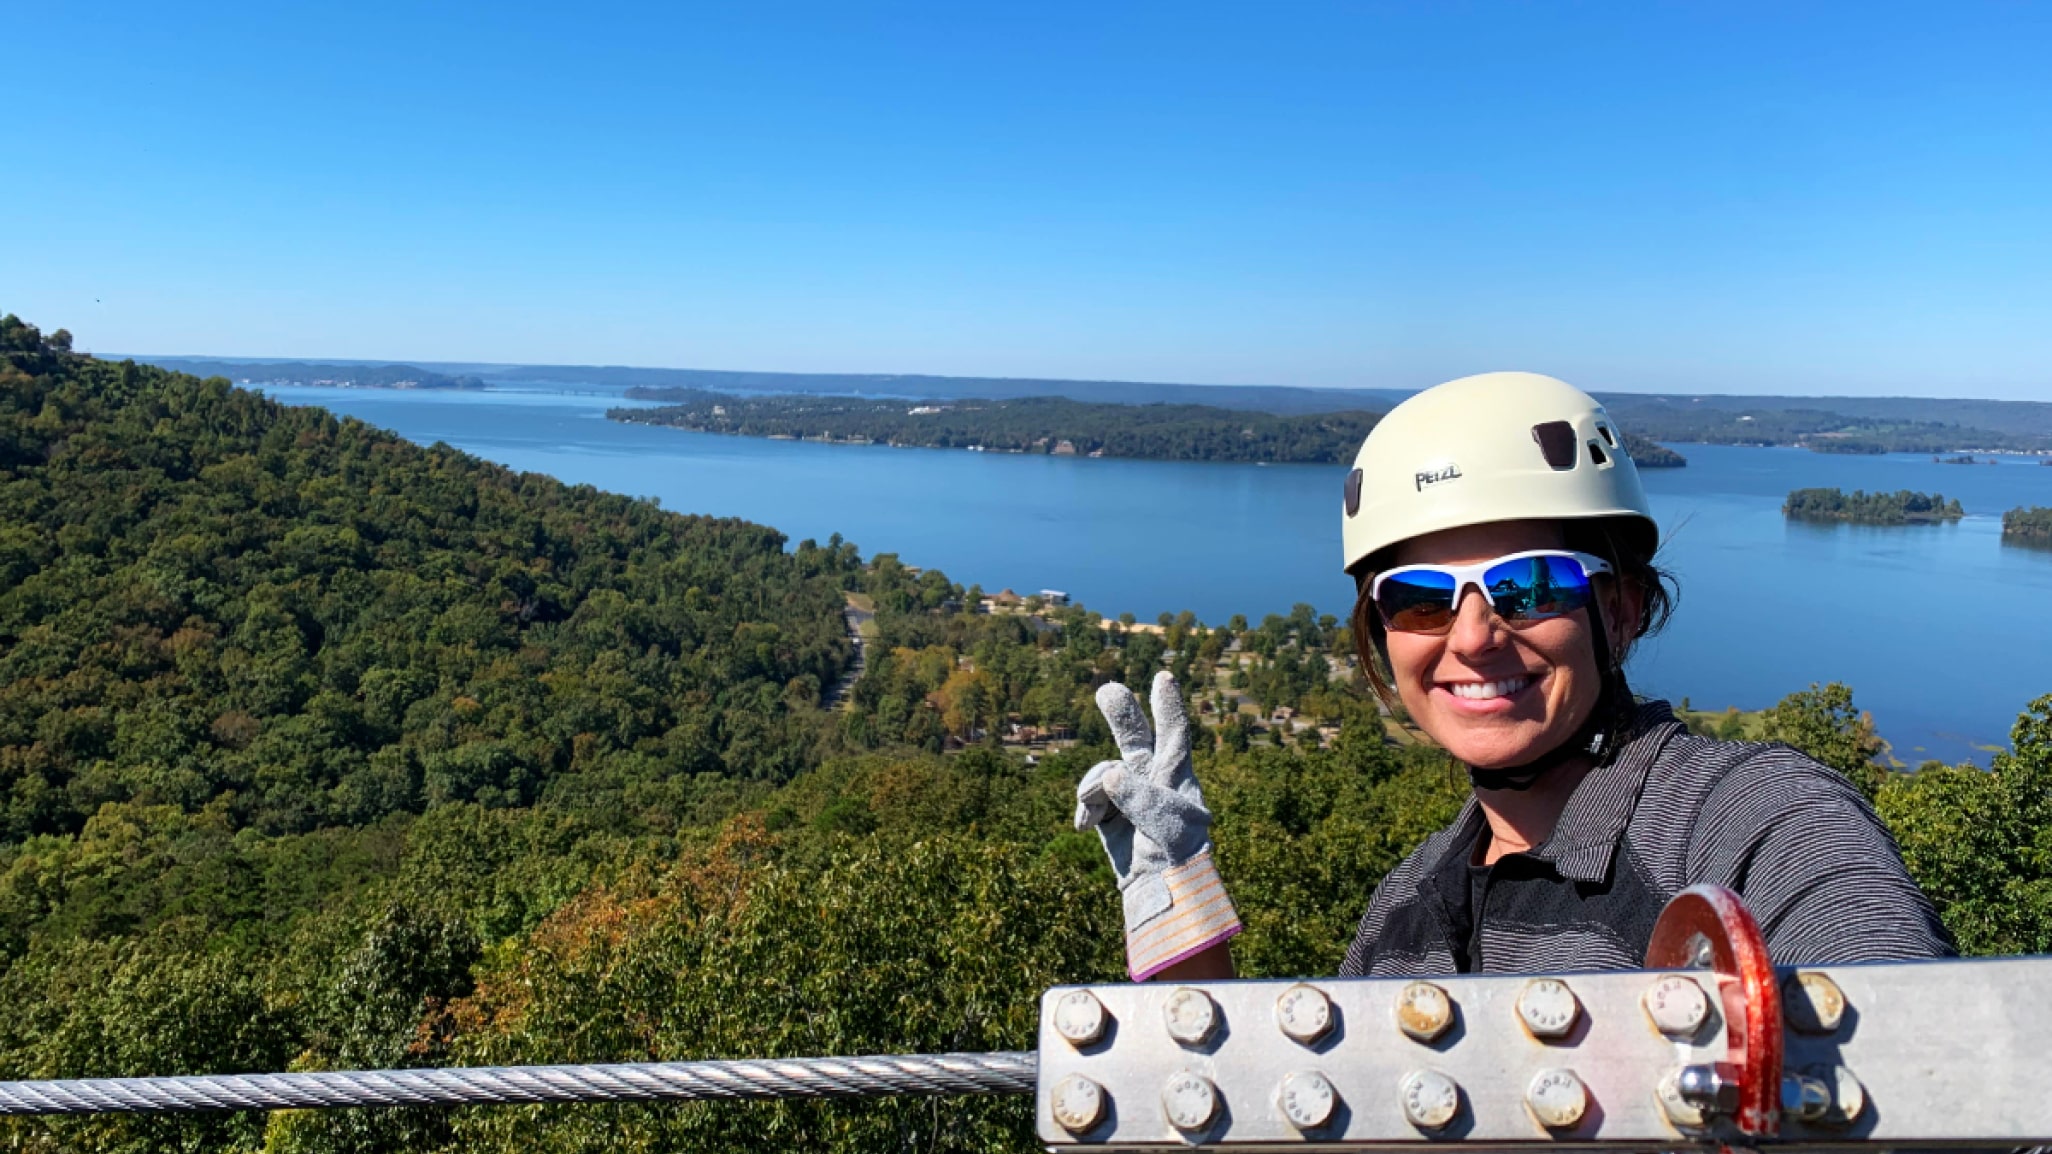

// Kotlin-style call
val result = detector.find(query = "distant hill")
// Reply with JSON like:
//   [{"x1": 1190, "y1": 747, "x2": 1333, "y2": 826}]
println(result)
[
  {"x1": 134, "y1": 357, "x2": 486, "y2": 390},
  {"x1": 127, "y1": 353, "x2": 2052, "y2": 451}
]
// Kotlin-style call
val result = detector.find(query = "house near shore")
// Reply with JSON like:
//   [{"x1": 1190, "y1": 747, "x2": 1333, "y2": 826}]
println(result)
[{"x1": 1038, "y1": 589, "x2": 1069, "y2": 606}]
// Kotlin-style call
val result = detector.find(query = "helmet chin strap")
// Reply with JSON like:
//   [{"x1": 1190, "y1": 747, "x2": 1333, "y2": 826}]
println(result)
[{"x1": 1466, "y1": 604, "x2": 1623, "y2": 793}]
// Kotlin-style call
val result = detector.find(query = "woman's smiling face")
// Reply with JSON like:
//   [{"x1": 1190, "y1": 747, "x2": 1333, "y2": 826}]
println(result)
[{"x1": 1383, "y1": 520, "x2": 1625, "y2": 771}]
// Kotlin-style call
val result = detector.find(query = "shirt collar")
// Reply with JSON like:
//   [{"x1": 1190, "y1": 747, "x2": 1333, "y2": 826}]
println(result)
[{"x1": 1423, "y1": 700, "x2": 1686, "y2": 885}]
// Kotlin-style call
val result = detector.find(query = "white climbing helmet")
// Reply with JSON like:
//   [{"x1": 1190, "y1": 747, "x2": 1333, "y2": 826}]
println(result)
[{"x1": 1341, "y1": 372, "x2": 1657, "y2": 573}]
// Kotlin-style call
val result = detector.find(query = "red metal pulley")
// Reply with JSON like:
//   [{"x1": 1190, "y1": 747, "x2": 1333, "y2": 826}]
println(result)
[{"x1": 1645, "y1": 883, "x2": 1784, "y2": 1138}]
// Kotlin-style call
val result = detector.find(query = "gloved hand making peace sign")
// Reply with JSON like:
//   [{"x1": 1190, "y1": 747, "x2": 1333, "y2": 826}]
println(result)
[{"x1": 1075, "y1": 671, "x2": 1242, "y2": 980}]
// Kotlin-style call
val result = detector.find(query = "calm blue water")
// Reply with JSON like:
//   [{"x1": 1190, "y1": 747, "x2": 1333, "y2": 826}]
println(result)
[{"x1": 260, "y1": 384, "x2": 2052, "y2": 766}]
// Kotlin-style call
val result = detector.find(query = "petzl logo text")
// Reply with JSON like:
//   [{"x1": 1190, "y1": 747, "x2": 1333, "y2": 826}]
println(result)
[{"x1": 1414, "y1": 463, "x2": 1463, "y2": 492}]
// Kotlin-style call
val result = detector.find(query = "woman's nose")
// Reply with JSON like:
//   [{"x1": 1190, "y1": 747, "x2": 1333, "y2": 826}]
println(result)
[{"x1": 1445, "y1": 586, "x2": 1507, "y2": 655}]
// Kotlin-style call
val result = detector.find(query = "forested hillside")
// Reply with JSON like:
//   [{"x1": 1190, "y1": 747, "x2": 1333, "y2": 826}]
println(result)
[{"x1": 3, "y1": 316, "x2": 2050, "y2": 1154}]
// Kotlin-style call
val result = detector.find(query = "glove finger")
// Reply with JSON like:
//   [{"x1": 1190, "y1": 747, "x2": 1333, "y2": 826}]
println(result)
[
  {"x1": 1075, "y1": 760, "x2": 1118, "y2": 830},
  {"x1": 1148, "y1": 670, "x2": 1192, "y2": 781},
  {"x1": 1109, "y1": 778, "x2": 1212, "y2": 850},
  {"x1": 1095, "y1": 681, "x2": 1156, "y2": 765}
]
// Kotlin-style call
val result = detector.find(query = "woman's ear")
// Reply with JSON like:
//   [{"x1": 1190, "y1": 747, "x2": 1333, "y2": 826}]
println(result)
[{"x1": 1598, "y1": 576, "x2": 1646, "y2": 653}]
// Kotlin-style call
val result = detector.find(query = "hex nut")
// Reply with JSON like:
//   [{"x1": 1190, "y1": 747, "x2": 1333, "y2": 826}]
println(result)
[
  {"x1": 1278, "y1": 1070, "x2": 1338, "y2": 1130},
  {"x1": 1400, "y1": 1068, "x2": 1462, "y2": 1131},
  {"x1": 1526, "y1": 1068, "x2": 1589, "y2": 1130},
  {"x1": 1655, "y1": 1068, "x2": 1708, "y2": 1131},
  {"x1": 1517, "y1": 978, "x2": 1581, "y2": 1040},
  {"x1": 1162, "y1": 1070, "x2": 1219, "y2": 1132},
  {"x1": 1642, "y1": 974, "x2": 1711, "y2": 1038},
  {"x1": 1396, "y1": 981, "x2": 1454, "y2": 1043},
  {"x1": 1782, "y1": 1073, "x2": 1831, "y2": 1123},
  {"x1": 1276, "y1": 983, "x2": 1334, "y2": 1045},
  {"x1": 1050, "y1": 1074, "x2": 1106, "y2": 1134},
  {"x1": 1163, "y1": 987, "x2": 1219, "y2": 1046},
  {"x1": 1052, "y1": 990, "x2": 1107, "y2": 1048},
  {"x1": 1785, "y1": 972, "x2": 1847, "y2": 1035}
]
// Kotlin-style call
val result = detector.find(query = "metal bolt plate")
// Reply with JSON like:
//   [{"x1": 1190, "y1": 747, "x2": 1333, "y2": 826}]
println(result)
[
  {"x1": 1164, "y1": 987, "x2": 1219, "y2": 1046},
  {"x1": 1276, "y1": 983, "x2": 1333, "y2": 1045},
  {"x1": 1401, "y1": 1068, "x2": 1462, "y2": 1130},
  {"x1": 1050, "y1": 1074, "x2": 1106, "y2": 1133},
  {"x1": 1526, "y1": 1068, "x2": 1589, "y2": 1129},
  {"x1": 1053, "y1": 990, "x2": 1107, "y2": 1048},
  {"x1": 1642, "y1": 975, "x2": 1710, "y2": 1038},
  {"x1": 1396, "y1": 981, "x2": 1453, "y2": 1043},
  {"x1": 1278, "y1": 1069, "x2": 1337, "y2": 1130},
  {"x1": 1163, "y1": 1070, "x2": 1219, "y2": 1131},
  {"x1": 1785, "y1": 971, "x2": 1847, "y2": 1034},
  {"x1": 1517, "y1": 978, "x2": 1581, "y2": 1040}
]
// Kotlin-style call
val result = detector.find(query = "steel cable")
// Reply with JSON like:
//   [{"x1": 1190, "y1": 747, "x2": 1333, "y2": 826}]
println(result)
[{"x1": 0, "y1": 1050, "x2": 1038, "y2": 1117}]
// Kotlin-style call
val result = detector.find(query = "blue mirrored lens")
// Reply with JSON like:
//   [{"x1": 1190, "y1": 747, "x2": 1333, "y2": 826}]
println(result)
[
  {"x1": 1378, "y1": 569, "x2": 1458, "y2": 632},
  {"x1": 1483, "y1": 554, "x2": 1593, "y2": 620}
]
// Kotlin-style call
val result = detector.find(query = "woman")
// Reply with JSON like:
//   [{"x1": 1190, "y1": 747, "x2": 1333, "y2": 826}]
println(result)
[{"x1": 1076, "y1": 372, "x2": 1952, "y2": 982}]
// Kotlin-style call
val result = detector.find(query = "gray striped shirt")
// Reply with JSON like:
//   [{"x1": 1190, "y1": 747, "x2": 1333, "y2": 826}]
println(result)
[{"x1": 1340, "y1": 701, "x2": 1954, "y2": 977}]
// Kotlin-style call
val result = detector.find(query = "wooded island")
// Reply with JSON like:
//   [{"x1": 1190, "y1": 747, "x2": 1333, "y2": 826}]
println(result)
[
  {"x1": 609, "y1": 390, "x2": 1689, "y2": 468},
  {"x1": 1784, "y1": 487, "x2": 1966, "y2": 524}
]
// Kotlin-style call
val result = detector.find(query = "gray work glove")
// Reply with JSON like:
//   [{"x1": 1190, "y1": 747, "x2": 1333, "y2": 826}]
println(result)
[{"x1": 1075, "y1": 671, "x2": 1241, "y2": 980}]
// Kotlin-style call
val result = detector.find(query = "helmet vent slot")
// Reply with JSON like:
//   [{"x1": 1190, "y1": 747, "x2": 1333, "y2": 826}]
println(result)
[
  {"x1": 1344, "y1": 468, "x2": 1363, "y2": 516},
  {"x1": 1588, "y1": 439, "x2": 1610, "y2": 467},
  {"x1": 1597, "y1": 424, "x2": 1616, "y2": 447},
  {"x1": 1531, "y1": 421, "x2": 1579, "y2": 469}
]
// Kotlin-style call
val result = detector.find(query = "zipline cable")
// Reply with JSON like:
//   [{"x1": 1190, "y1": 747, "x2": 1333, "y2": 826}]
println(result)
[{"x1": 0, "y1": 1050, "x2": 1037, "y2": 1117}]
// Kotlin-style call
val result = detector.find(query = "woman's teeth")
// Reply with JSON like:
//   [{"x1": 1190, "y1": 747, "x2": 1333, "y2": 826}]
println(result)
[{"x1": 1445, "y1": 676, "x2": 1531, "y2": 700}]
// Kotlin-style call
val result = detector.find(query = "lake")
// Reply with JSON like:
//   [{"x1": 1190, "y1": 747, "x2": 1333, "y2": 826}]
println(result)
[{"x1": 258, "y1": 383, "x2": 2052, "y2": 766}]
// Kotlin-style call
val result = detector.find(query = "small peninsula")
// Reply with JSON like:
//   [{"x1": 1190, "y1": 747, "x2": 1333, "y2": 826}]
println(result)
[
  {"x1": 2003, "y1": 507, "x2": 2052, "y2": 547},
  {"x1": 610, "y1": 390, "x2": 1687, "y2": 468},
  {"x1": 1784, "y1": 487, "x2": 1965, "y2": 525}
]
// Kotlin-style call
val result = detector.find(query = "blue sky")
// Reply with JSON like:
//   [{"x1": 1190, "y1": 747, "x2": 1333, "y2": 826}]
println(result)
[{"x1": 7, "y1": 1, "x2": 2050, "y2": 398}]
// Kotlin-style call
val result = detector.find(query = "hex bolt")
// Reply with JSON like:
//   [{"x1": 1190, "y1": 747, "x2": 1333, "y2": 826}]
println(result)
[
  {"x1": 1526, "y1": 1068, "x2": 1590, "y2": 1130},
  {"x1": 1162, "y1": 1070, "x2": 1219, "y2": 1132},
  {"x1": 1275, "y1": 983, "x2": 1334, "y2": 1046},
  {"x1": 1396, "y1": 981, "x2": 1454, "y2": 1043},
  {"x1": 1278, "y1": 1070, "x2": 1338, "y2": 1130},
  {"x1": 1052, "y1": 990, "x2": 1107, "y2": 1048},
  {"x1": 1642, "y1": 974, "x2": 1711, "y2": 1038},
  {"x1": 1810, "y1": 1064, "x2": 1866, "y2": 1126},
  {"x1": 1517, "y1": 978, "x2": 1581, "y2": 1040},
  {"x1": 1163, "y1": 987, "x2": 1219, "y2": 1046},
  {"x1": 1400, "y1": 1068, "x2": 1462, "y2": 1131},
  {"x1": 1781, "y1": 1073, "x2": 1831, "y2": 1123},
  {"x1": 1050, "y1": 1073, "x2": 1107, "y2": 1134},
  {"x1": 1655, "y1": 1068, "x2": 1709, "y2": 1131},
  {"x1": 1784, "y1": 971, "x2": 1847, "y2": 1035}
]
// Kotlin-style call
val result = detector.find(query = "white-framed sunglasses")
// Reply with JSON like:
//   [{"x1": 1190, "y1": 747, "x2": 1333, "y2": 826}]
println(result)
[{"x1": 1370, "y1": 549, "x2": 1613, "y2": 635}]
